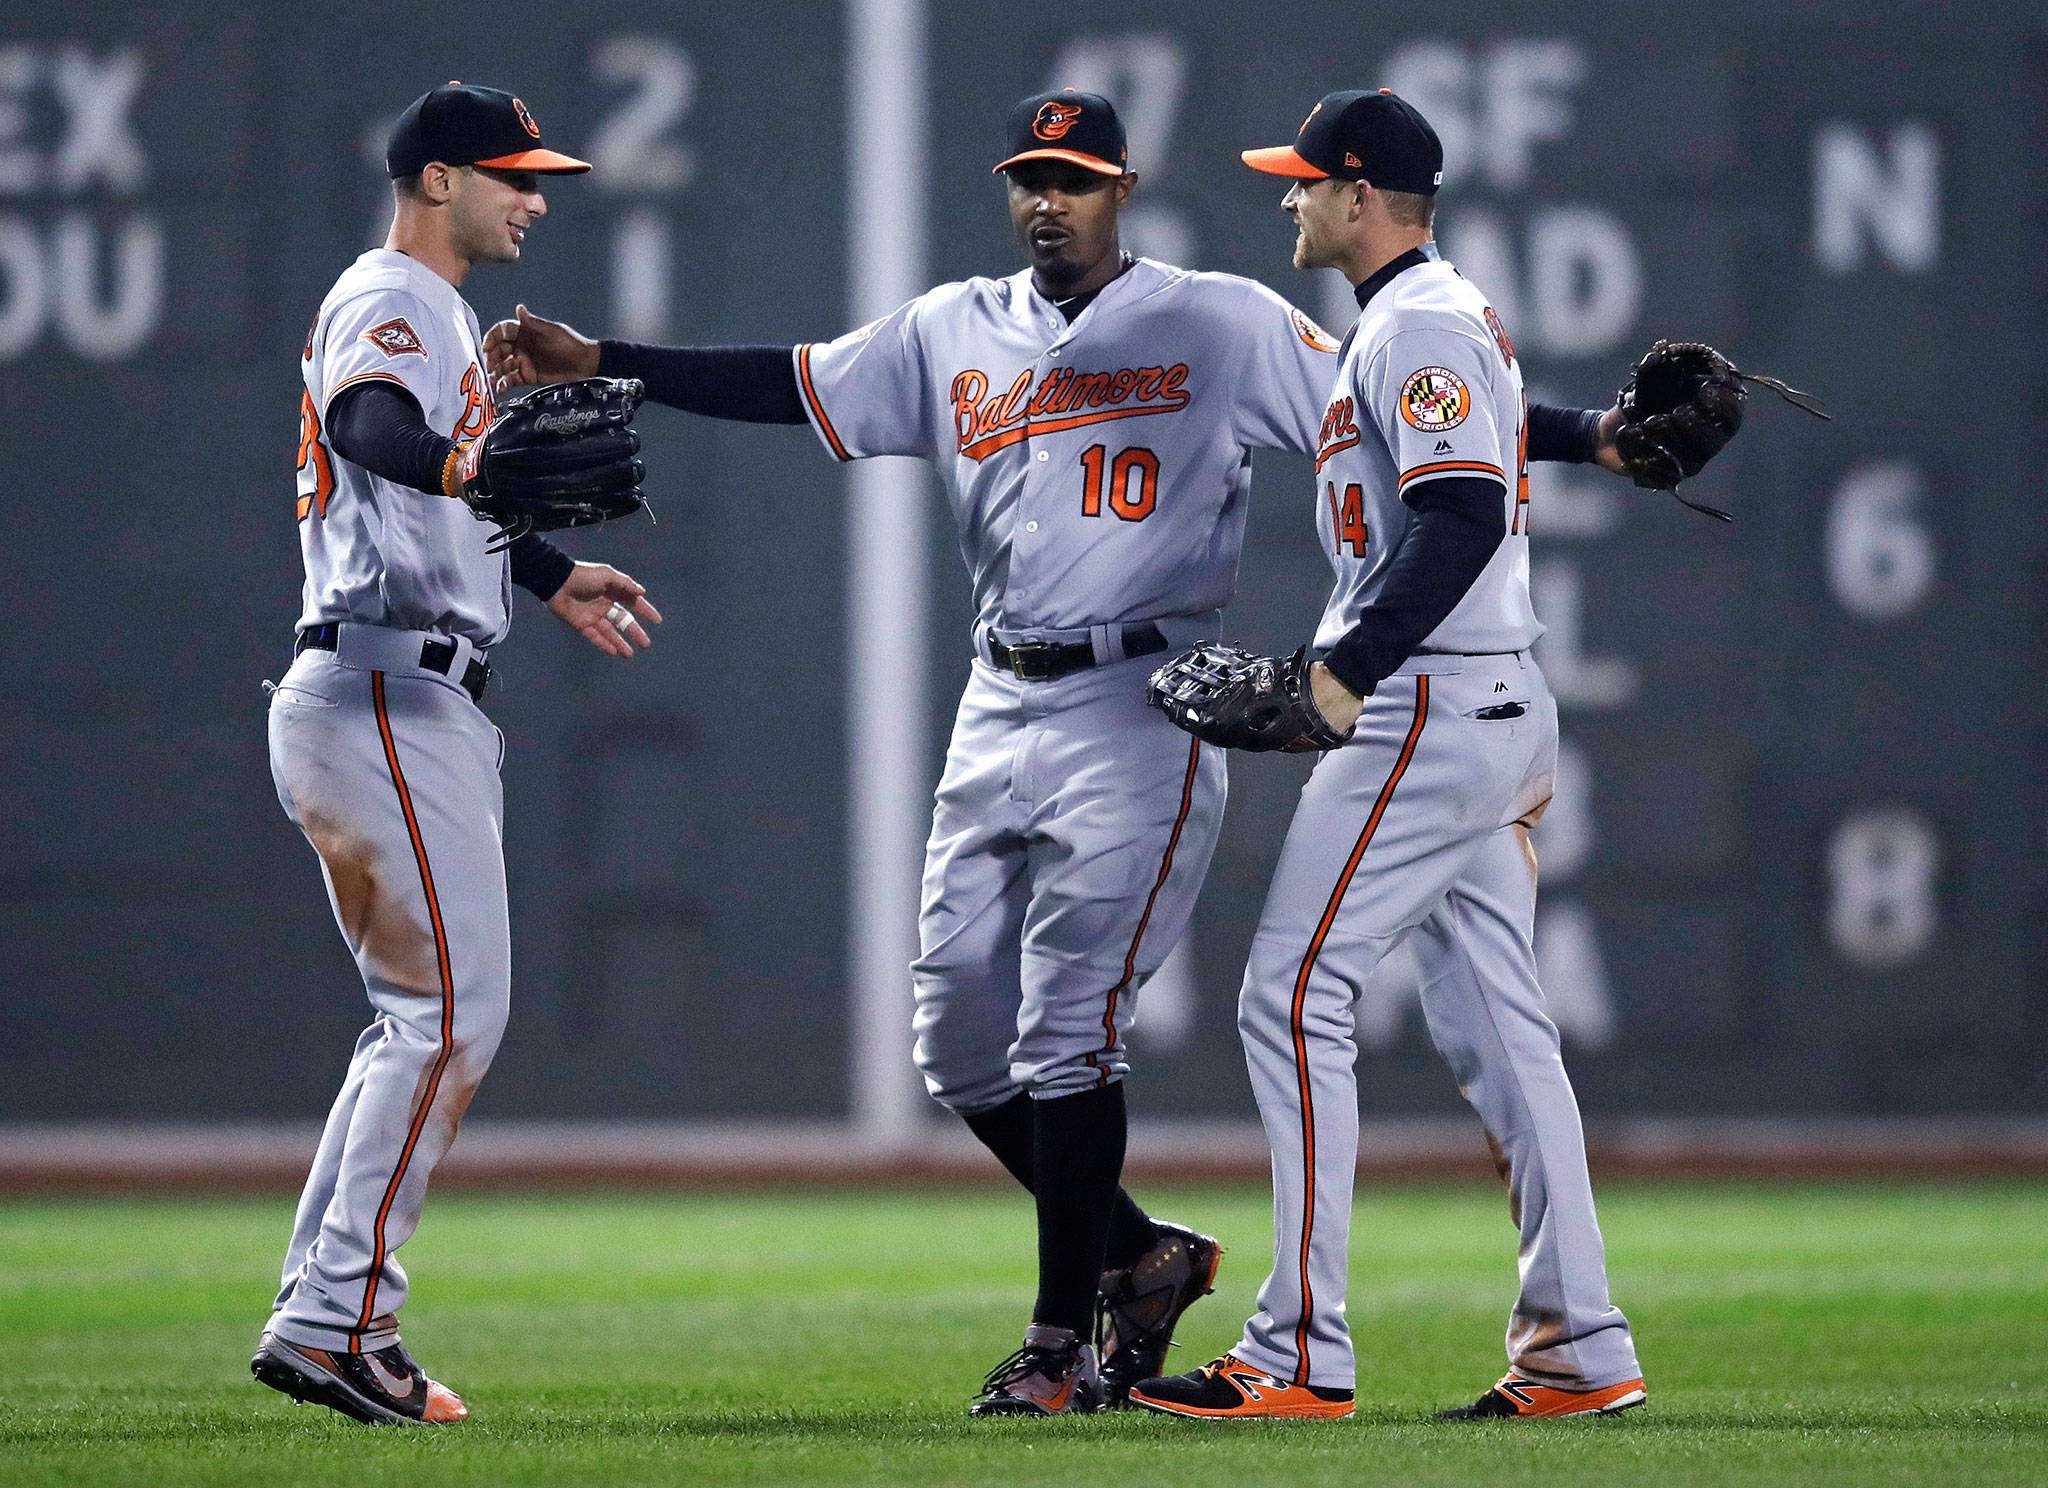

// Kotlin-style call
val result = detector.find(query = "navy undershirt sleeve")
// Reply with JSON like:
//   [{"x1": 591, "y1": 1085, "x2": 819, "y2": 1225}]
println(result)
[
  {"x1": 325, "y1": 379, "x2": 454, "y2": 494},
  {"x1": 323, "y1": 380, "x2": 574, "y2": 601},
  {"x1": 1320, "y1": 476, "x2": 1508, "y2": 698},
  {"x1": 598, "y1": 341, "x2": 807, "y2": 423},
  {"x1": 1526, "y1": 402, "x2": 1604, "y2": 464},
  {"x1": 504, "y1": 532, "x2": 576, "y2": 603}
]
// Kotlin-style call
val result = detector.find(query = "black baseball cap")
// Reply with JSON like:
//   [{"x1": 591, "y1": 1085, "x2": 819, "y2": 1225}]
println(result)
[
  {"x1": 992, "y1": 89, "x2": 1128, "y2": 177},
  {"x1": 386, "y1": 82, "x2": 590, "y2": 179},
  {"x1": 1243, "y1": 89, "x2": 1443, "y2": 194}
]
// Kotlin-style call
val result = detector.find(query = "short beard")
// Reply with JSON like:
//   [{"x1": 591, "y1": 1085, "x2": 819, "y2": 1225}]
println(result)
[
  {"x1": 1292, "y1": 229, "x2": 1326, "y2": 271},
  {"x1": 1029, "y1": 240, "x2": 1109, "y2": 297}
]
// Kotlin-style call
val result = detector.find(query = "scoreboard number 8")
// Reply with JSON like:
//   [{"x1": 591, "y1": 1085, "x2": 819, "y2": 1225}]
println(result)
[{"x1": 1826, "y1": 807, "x2": 1939, "y2": 968}]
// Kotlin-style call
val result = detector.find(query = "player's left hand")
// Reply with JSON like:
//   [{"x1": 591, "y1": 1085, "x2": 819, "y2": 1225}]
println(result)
[{"x1": 547, "y1": 561, "x2": 662, "y2": 658}]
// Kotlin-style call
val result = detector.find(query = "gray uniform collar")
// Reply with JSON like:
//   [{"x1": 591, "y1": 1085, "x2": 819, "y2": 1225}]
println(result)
[{"x1": 1018, "y1": 256, "x2": 1160, "y2": 347}]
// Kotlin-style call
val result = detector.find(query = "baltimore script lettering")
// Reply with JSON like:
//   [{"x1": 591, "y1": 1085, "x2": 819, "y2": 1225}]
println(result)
[{"x1": 951, "y1": 363, "x2": 1192, "y2": 462}]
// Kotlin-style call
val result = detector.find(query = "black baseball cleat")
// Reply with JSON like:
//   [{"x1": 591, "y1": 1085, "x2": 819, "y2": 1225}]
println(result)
[
  {"x1": 1096, "y1": 1219, "x2": 1223, "y2": 1405},
  {"x1": 969, "y1": 1324, "x2": 1108, "y2": 1417},
  {"x1": 251, "y1": 1334, "x2": 469, "y2": 1425},
  {"x1": 1436, "y1": 1372, "x2": 1647, "y2": 1420}
]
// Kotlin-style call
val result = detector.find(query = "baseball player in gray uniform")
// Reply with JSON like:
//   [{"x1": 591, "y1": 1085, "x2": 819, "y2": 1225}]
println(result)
[
  {"x1": 486, "y1": 89, "x2": 1632, "y2": 1417},
  {"x1": 1133, "y1": 91, "x2": 1648, "y2": 1422},
  {"x1": 251, "y1": 83, "x2": 659, "y2": 1427}
]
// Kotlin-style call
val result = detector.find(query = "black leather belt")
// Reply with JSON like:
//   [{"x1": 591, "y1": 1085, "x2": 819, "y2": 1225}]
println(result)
[
  {"x1": 987, "y1": 622, "x2": 1168, "y2": 683},
  {"x1": 295, "y1": 623, "x2": 492, "y2": 704}
]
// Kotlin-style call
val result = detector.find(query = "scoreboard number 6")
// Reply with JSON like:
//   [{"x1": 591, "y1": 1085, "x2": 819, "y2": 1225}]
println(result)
[
  {"x1": 1826, "y1": 807, "x2": 1939, "y2": 968},
  {"x1": 1825, "y1": 462, "x2": 1934, "y2": 620}
]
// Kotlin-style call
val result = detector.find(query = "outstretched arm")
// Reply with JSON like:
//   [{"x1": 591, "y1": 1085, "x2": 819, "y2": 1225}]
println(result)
[
  {"x1": 485, "y1": 305, "x2": 805, "y2": 423},
  {"x1": 1527, "y1": 401, "x2": 1626, "y2": 473}
]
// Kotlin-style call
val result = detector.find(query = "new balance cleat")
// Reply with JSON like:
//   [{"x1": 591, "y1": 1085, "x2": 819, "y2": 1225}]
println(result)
[
  {"x1": 1097, "y1": 1219, "x2": 1223, "y2": 1406},
  {"x1": 1127, "y1": 1354, "x2": 1355, "y2": 1420},
  {"x1": 1437, "y1": 1372, "x2": 1646, "y2": 1420},
  {"x1": 251, "y1": 1334, "x2": 468, "y2": 1426},
  {"x1": 969, "y1": 1324, "x2": 1108, "y2": 1417}
]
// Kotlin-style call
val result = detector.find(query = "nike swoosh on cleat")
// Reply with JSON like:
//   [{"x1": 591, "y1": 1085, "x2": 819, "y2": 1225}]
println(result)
[{"x1": 363, "y1": 1355, "x2": 418, "y2": 1399}]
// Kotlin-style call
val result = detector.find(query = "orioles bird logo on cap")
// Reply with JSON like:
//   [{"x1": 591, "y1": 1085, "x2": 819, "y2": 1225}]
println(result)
[
  {"x1": 1034, "y1": 100, "x2": 1083, "y2": 140},
  {"x1": 513, "y1": 97, "x2": 541, "y2": 139}
]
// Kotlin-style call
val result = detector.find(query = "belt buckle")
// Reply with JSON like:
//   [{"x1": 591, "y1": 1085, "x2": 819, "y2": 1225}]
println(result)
[{"x1": 1003, "y1": 640, "x2": 1063, "y2": 682}]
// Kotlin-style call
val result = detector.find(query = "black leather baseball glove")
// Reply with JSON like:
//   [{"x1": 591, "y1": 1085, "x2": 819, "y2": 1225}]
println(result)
[
  {"x1": 447, "y1": 377, "x2": 648, "y2": 549},
  {"x1": 1147, "y1": 643, "x2": 1351, "y2": 754},
  {"x1": 1613, "y1": 341, "x2": 1829, "y2": 520}
]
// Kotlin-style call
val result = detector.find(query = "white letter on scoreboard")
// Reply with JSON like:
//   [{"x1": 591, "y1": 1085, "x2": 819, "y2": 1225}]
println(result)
[{"x1": 1813, "y1": 121, "x2": 1939, "y2": 273}]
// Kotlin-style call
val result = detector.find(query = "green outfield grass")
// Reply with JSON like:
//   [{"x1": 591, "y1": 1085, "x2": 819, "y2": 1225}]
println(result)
[{"x1": 2, "y1": 1182, "x2": 2045, "y2": 1486}]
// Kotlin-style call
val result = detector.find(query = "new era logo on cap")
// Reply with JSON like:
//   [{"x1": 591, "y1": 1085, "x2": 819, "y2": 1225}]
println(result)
[
  {"x1": 994, "y1": 89, "x2": 1127, "y2": 176},
  {"x1": 1242, "y1": 88, "x2": 1444, "y2": 194}
]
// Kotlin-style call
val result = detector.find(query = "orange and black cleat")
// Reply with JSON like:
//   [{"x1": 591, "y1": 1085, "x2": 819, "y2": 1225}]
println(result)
[
  {"x1": 1126, "y1": 1354, "x2": 1355, "y2": 1420},
  {"x1": 969, "y1": 1324, "x2": 1108, "y2": 1417},
  {"x1": 251, "y1": 1335, "x2": 469, "y2": 1426},
  {"x1": 1437, "y1": 1372, "x2": 1646, "y2": 1420}
]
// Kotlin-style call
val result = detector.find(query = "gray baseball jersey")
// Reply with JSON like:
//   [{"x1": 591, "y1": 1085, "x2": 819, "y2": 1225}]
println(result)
[
  {"x1": 796, "y1": 257, "x2": 1337, "y2": 636},
  {"x1": 1228, "y1": 250, "x2": 1640, "y2": 1395},
  {"x1": 795, "y1": 259, "x2": 1337, "y2": 1105},
  {"x1": 1311, "y1": 247, "x2": 1538, "y2": 656},
  {"x1": 297, "y1": 248, "x2": 508, "y2": 648},
  {"x1": 265, "y1": 250, "x2": 512, "y2": 1357}
]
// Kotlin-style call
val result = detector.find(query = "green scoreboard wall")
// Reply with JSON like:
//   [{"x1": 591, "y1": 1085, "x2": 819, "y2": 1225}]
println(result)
[{"x1": 0, "y1": 1, "x2": 2038, "y2": 1120}]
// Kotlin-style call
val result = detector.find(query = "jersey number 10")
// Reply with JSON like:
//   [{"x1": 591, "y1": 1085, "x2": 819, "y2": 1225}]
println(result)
[{"x1": 1078, "y1": 444, "x2": 1159, "y2": 522}]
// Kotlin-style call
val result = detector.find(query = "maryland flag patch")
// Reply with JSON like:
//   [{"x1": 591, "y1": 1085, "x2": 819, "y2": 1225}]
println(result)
[
  {"x1": 1399, "y1": 365, "x2": 1470, "y2": 431},
  {"x1": 361, "y1": 318, "x2": 427, "y2": 358}
]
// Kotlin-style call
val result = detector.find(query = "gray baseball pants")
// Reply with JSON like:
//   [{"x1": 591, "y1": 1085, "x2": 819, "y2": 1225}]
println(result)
[
  {"x1": 912, "y1": 650, "x2": 1225, "y2": 1110},
  {"x1": 1232, "y1": 652, "x2": 1640, "y2": 1392},
  {"x1": 263, "y1": 632, "x2": 509, "y2": 1353}
]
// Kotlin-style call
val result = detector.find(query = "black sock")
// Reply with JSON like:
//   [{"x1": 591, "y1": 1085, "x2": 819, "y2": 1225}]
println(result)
[
  {"x1": 961, "y1": 1092, "x2": 1160, "y2": 1269},
  {"x1": 1029, "y1": 1082, "x2": 1130, "y2": 1337}
]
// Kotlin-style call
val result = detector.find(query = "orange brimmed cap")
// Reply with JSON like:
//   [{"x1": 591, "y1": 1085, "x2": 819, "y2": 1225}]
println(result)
[
  {"x1": 993, "y1": 89, "x2": 1127, "y2": 176},
  {"x1": 1243, "y1": 89, "x2": 1443, "y2": 193},
  {"x1": 386, "y1": 82, "x2": 591, "y2": 179}
]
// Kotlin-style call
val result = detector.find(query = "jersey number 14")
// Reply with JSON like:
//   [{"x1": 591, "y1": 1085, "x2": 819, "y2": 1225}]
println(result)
[{"x1": 1326, "y1": 481, "x2": 1369, "y2": 557}]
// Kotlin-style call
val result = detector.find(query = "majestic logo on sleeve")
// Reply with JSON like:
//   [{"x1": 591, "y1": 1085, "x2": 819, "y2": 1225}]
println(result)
[
  {"x1": 1033, "y1": 101, "x2": 1083, "y2": 140},
  {"x1": 1291, "y1": 307, "x2": 1340, "y2": 353},
  {"x1": 1399, "y1": 366, "x2": 1470, "y2": 431},
  {"x1": 361, "y1": 318, "x2": 426, "y2": 358},
  {"x1": 1315, "y1": 396, "x2": 1360, "y2": 471},
  {"x1": 950, "y1": 363, "x2": 1191, "y2": 461},
  {"x1": 513, "y1": 97, "x2": 542, "y2": 138}
]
